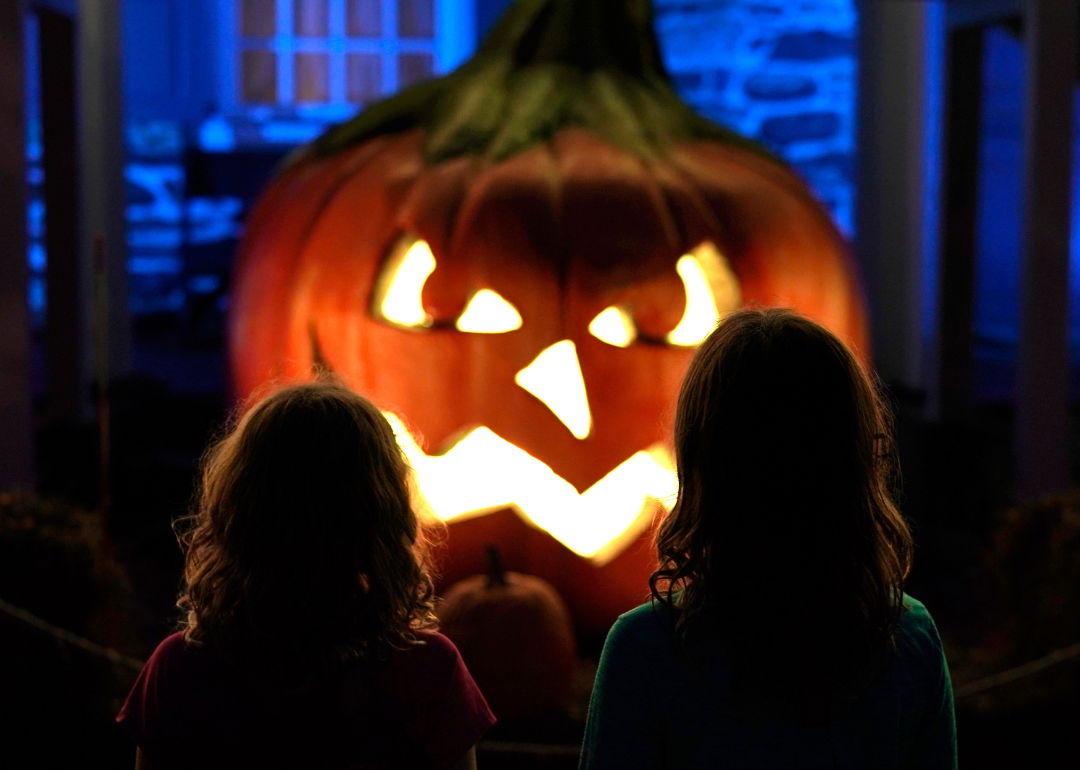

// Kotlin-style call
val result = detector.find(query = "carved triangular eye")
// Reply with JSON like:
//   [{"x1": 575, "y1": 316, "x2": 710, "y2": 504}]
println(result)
[
  {"x1": 589, "y1": 306, "x2": 636, "y2": 347},
  {"x1": 455, "y1": 289, "x2": 522, "y2": 333},
  {"x1": 667, "y1": 242, "x2": 741, "y2": 347},
  {"x1": 372, "y1": 236, "x2": 436, "y2": 329}
]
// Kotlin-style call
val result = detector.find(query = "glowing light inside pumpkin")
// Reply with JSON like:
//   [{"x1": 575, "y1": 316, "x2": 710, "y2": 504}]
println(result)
[
  {"x1": 376, "y1": 238, "x2": 436, "y2": 328},
  {"x1": 456, "y1": 289, "x2": 523, "y2": 333},
  {"x1": 667, "y1": 253, "x2": 722, "y2": 346},
  {"x1": 514, "y1": 341, "x2": 592, "y2": 439},
  {"x1": 385, "y1": 414, "x2": 677, "y2": 562},
  {"x1": 589, "y1": 306, "x2": 636, "y2": 347}
]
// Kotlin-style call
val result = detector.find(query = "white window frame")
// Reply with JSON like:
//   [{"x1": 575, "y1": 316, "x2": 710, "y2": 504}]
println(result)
[{"x1": 215, "y1": 0, "x2": 475, "y2": 121}]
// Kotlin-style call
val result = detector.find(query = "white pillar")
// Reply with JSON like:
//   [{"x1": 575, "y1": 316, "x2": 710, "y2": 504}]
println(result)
[
  {"x1": 77, "y1": 0, "x2": 129, "y2": 418},
  {"x1": 0, "y1": 0, "x2": 36, "y2": 489},
  {"x1": 1016, "y1": 0, "x2": 1076, "y2": 501},
  {"x1": 855, "y1": 0, "x2": 944, "y2": 396}
]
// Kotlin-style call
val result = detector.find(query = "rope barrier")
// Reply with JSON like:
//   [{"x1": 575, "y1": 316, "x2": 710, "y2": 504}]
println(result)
[
  {"x1": 0, "y1": 595, "x2": 145, "y2": 674},
  {"x1": 479, "y1": 741, "x2": 581, "y2": 757},
  {"x1": 953, "y1": 640, "x2": 1080, "y2": 699},
  {"x1": 2, "y1": 592, "x2": 1078, "y2": 702}
]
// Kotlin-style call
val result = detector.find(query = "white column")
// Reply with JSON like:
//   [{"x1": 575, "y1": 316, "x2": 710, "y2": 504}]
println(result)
[
  {"x1": 77, "y1": 0, "x2": 130, "y2": 418},
  {"x1": 855, "y1": 0, "x2": 944, "y2": 396},
  {"x1": 1016, "y1": 0, "x2": 1077, "y2": 501},
  {"x1": 0, "y1": 0, "x2": 36, "y2": 488}
]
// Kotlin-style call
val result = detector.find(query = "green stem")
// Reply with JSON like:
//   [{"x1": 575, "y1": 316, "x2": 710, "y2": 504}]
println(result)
[
  {"x1": 480, "y1": 0, "x2": 668, "y2": 79},
  {"x1": 314, "y1": 0, "x2": 766, "y2": 164}
]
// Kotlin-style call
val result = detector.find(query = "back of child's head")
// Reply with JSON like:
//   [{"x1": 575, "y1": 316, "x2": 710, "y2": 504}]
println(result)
[
  {"x1": 178, "y1": 380, "x2": 436, "y2": 685},
  {"x1": 652, "y1": 308, "x2": 913, "y2": 719}
]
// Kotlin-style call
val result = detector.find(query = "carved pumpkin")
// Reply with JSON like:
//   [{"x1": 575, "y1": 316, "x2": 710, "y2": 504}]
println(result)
[
  {"x1": 437, "y1": 546, "x2": 577, "y2": 720},
  {"x1": 229, "y1": 0, "x2": 868, "y2": 637}
]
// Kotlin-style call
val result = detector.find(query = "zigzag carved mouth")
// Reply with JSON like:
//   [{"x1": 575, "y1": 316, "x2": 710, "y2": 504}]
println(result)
[{"x1": 385, "y1": 414, "x2": 678, "y2": 565}]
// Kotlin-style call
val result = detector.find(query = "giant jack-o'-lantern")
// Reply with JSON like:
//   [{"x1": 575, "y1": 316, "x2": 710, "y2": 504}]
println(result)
[{"x1": 230, "y1": 0, "x2": 868, "y2": 636}]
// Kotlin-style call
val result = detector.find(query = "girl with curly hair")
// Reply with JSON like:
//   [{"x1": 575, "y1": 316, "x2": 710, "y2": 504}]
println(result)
[
  {"x1": 580, "y1": 309, "x2": 956, "y2": 769},
  {"x1": 118, "y1": 382, "x2": 494, "y2": 769}
]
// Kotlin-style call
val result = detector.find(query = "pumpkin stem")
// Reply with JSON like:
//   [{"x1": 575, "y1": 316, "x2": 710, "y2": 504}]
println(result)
[
  {"x1": 314, "y1": 0, "x2": 767, "y2": 165},
  {"x1": 486, "y1": 544, "x2": 508, "y2": 588}
]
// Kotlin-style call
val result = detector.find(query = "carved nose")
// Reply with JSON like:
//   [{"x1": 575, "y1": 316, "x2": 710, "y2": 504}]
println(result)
[{"x1": 514, "y1": 340, "x2": 592, "y2": 440}]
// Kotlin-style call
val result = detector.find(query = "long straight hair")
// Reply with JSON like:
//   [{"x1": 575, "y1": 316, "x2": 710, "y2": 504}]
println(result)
[
  {"x1": 177, "y1": 381, "x2": 437, "y2": 690},
  {"x1": 651, "y1": 308, "x2": 912, "y2": 719}
]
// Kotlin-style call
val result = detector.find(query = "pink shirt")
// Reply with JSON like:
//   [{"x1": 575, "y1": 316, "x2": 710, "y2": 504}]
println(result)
[{"x1": 117, "y1": 630, "x2": 495, "y2": 769}]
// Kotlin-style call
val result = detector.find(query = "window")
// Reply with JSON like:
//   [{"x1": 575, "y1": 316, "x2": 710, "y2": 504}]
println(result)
[{"x1": 227, "y1": 0, "x2": 471, "y2": 118}]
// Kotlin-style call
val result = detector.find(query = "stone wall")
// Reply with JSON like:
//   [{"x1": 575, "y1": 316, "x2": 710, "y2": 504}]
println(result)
[{"x1": 654, "y1": 0, "x2": 857, "y2": 234}]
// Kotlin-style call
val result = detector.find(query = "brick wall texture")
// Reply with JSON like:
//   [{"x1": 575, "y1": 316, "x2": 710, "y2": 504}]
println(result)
[{"x1": 654, "y1": 0, "x2": 856, "y2": 234}]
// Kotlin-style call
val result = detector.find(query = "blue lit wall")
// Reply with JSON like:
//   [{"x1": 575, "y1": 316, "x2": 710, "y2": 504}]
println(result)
[
  {"x1": 24, "y1": 14, "x2": 45, "y2": 332},
  {"x1": 654, "y1": 0, "x2": 857, "y2": 234},
  {"x1": 974, "y1": 28, "x2": 1022, "y2": 374},
  {"x1": 973, "y1": 27, "x2": 1080, "y2": 400}
]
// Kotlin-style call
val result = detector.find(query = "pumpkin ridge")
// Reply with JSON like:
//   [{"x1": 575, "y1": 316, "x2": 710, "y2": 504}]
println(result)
[
  {"x1": 231, "y1": 149, "x2": 388, "y2": 394},
  {"x1": 648, "y1": 157, "x2": 726, "y2": 253},
  {"x1": 291, "y1": 137, "x2": 401, "y2": 260},
  {"x1": 314, "y1": 0, "x2": 771, "y2": 166}
]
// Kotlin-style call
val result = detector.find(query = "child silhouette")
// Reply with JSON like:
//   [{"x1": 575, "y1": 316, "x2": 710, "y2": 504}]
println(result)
[
  {"x1": 118, "y1": 382, "x2": 494, "y2": 769},
  {"x1": 581, "y1": 309, "x2": 956, "y2": 769}
]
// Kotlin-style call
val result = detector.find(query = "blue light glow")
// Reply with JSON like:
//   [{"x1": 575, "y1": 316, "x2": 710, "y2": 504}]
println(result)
[{"x1": 655, "y1": 0, "x2": 857, "y2": 235}]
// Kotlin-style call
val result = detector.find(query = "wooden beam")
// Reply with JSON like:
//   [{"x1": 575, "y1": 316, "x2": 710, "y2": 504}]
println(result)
[
  {"x1": 855, "y1": 0, "x2": 937, "y2": 391},
  {"x1": 0, "y1": 0, "x2": 36, "y2": 489},
  {"x1": 1016, "y1": 0, "x2": 1077, "y2": 500},
  {"x1": 947, "y1": 0, "x2": 1021, "y2": 30},
  {"x1": 937, "y1": 26, "x2": 984, "y2": 420},
  {"x1": 38, "y1": 8, "x2": 80, "y2": 422}
]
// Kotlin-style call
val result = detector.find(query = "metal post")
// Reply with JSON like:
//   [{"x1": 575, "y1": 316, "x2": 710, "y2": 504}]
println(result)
[
  {"x1": 1015, "y1": 0, "x2": 1077, "y2": 501},
  {"x1": 77, "y1": 0, "x2": 129, "y2": 421}
]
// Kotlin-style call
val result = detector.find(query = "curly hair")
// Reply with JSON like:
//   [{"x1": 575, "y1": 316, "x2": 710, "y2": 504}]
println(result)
[
  {"x1": 650, "y1": 308, "x2": 913, "y2": 719},
  {"x1": 176, "y1": 381, "x2": 437, "y2": 689}
]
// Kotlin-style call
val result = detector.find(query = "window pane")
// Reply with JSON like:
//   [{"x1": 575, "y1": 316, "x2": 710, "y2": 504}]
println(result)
[
  {"x1": 241, "y1": 50, "x2": 278, "y2": 103},
  {"x1": 347, "y1": 53, "x2": 382, "y2": 102},
  {"x1": 242, "y1": 0, "x2": 276, "y2": 37},
  {"x1": 398, "y1": 53, "x2": 433, "y2": 88},
  {"x1": 347, "y1": 0, "x2": 381, "y2": 37},
  {"x1": 294, "y1": 0, "x2": 329, "y2": 37},
  {"x1": 398, "y1": 0, "x2": 433, "y2": 38},
  {"x1": 295, "y1": 52, "x2": 330, "y2": 102}
]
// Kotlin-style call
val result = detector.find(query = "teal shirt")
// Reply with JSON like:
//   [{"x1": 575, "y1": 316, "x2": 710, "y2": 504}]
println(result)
[{"x1": 580, "y1": 595, "x2": 956, "y2": 770}]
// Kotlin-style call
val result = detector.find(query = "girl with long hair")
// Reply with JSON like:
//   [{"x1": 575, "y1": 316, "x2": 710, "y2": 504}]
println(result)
[
  {"x1": 580, "y1": 308, "x2": 955, "y2": 769},
  {"x1": 118, "y1": 382, "x2": 494, "y2": 769}
]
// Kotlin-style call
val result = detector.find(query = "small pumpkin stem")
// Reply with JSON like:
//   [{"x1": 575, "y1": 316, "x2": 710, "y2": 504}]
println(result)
[{"x1": 486, "y1": 544, "x2": 508, "y2": 588}]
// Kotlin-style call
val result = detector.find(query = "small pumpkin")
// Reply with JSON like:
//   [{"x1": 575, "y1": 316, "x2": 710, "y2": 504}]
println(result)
[
  {"x1": 230, "y1": 0, "x2": 868, "y2": 634},
  {"x1": 437, "y1": 546, "x2": 577, "y2": 720}
]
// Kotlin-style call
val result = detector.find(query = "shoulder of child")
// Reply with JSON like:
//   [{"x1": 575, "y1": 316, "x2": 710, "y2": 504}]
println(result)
[
  {"x1": 116, "y1": 630, "x2": 209, "y2": 750},
  {"x1": 389, "y1": 630, "x2": 496, "y2": 769},
  {"x1": 131, "y1": 630, "x2": 199, "y2": 686},
  {"x1": 601, "y1": 602, "x2": 677, "y2": 666},
  {"x1": 897, "y1": 594, "x2": 948, "y2": 672},
  {"x1": 613, "y1": 602, "x2": 677, "y2": 639},
  {"x1": 384, "y1": 630, "x2": 471, "y2": 702},
  {"x1": 899, "y1": 594, "x2": 941, "y2": 642},
  {"x1": 150, "y1": 630, "x2": 192, "y2": 662},
  {"x1": 404, "y1": 630, "x2": 464, "y2": 674}
]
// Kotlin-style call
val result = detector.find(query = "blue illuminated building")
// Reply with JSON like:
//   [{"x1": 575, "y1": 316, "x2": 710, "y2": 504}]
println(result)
[
  {"x1": 36, "y1": 0, "x2": 1066, "y2": 401},
  {"x1": 112, "y1": 0, "x2": 857, "y2": 352}
]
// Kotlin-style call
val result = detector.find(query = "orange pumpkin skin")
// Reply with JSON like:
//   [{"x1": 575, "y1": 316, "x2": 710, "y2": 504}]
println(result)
[
  {"x1": 230, "y1": 129, "x2": 866, "y2": 488},
  {"x1": 229, "y1": 0, "x2": 869, "y2": 636},
  {"x1": 437, "y1": 557, "x2": 577, "y2": 721}
]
